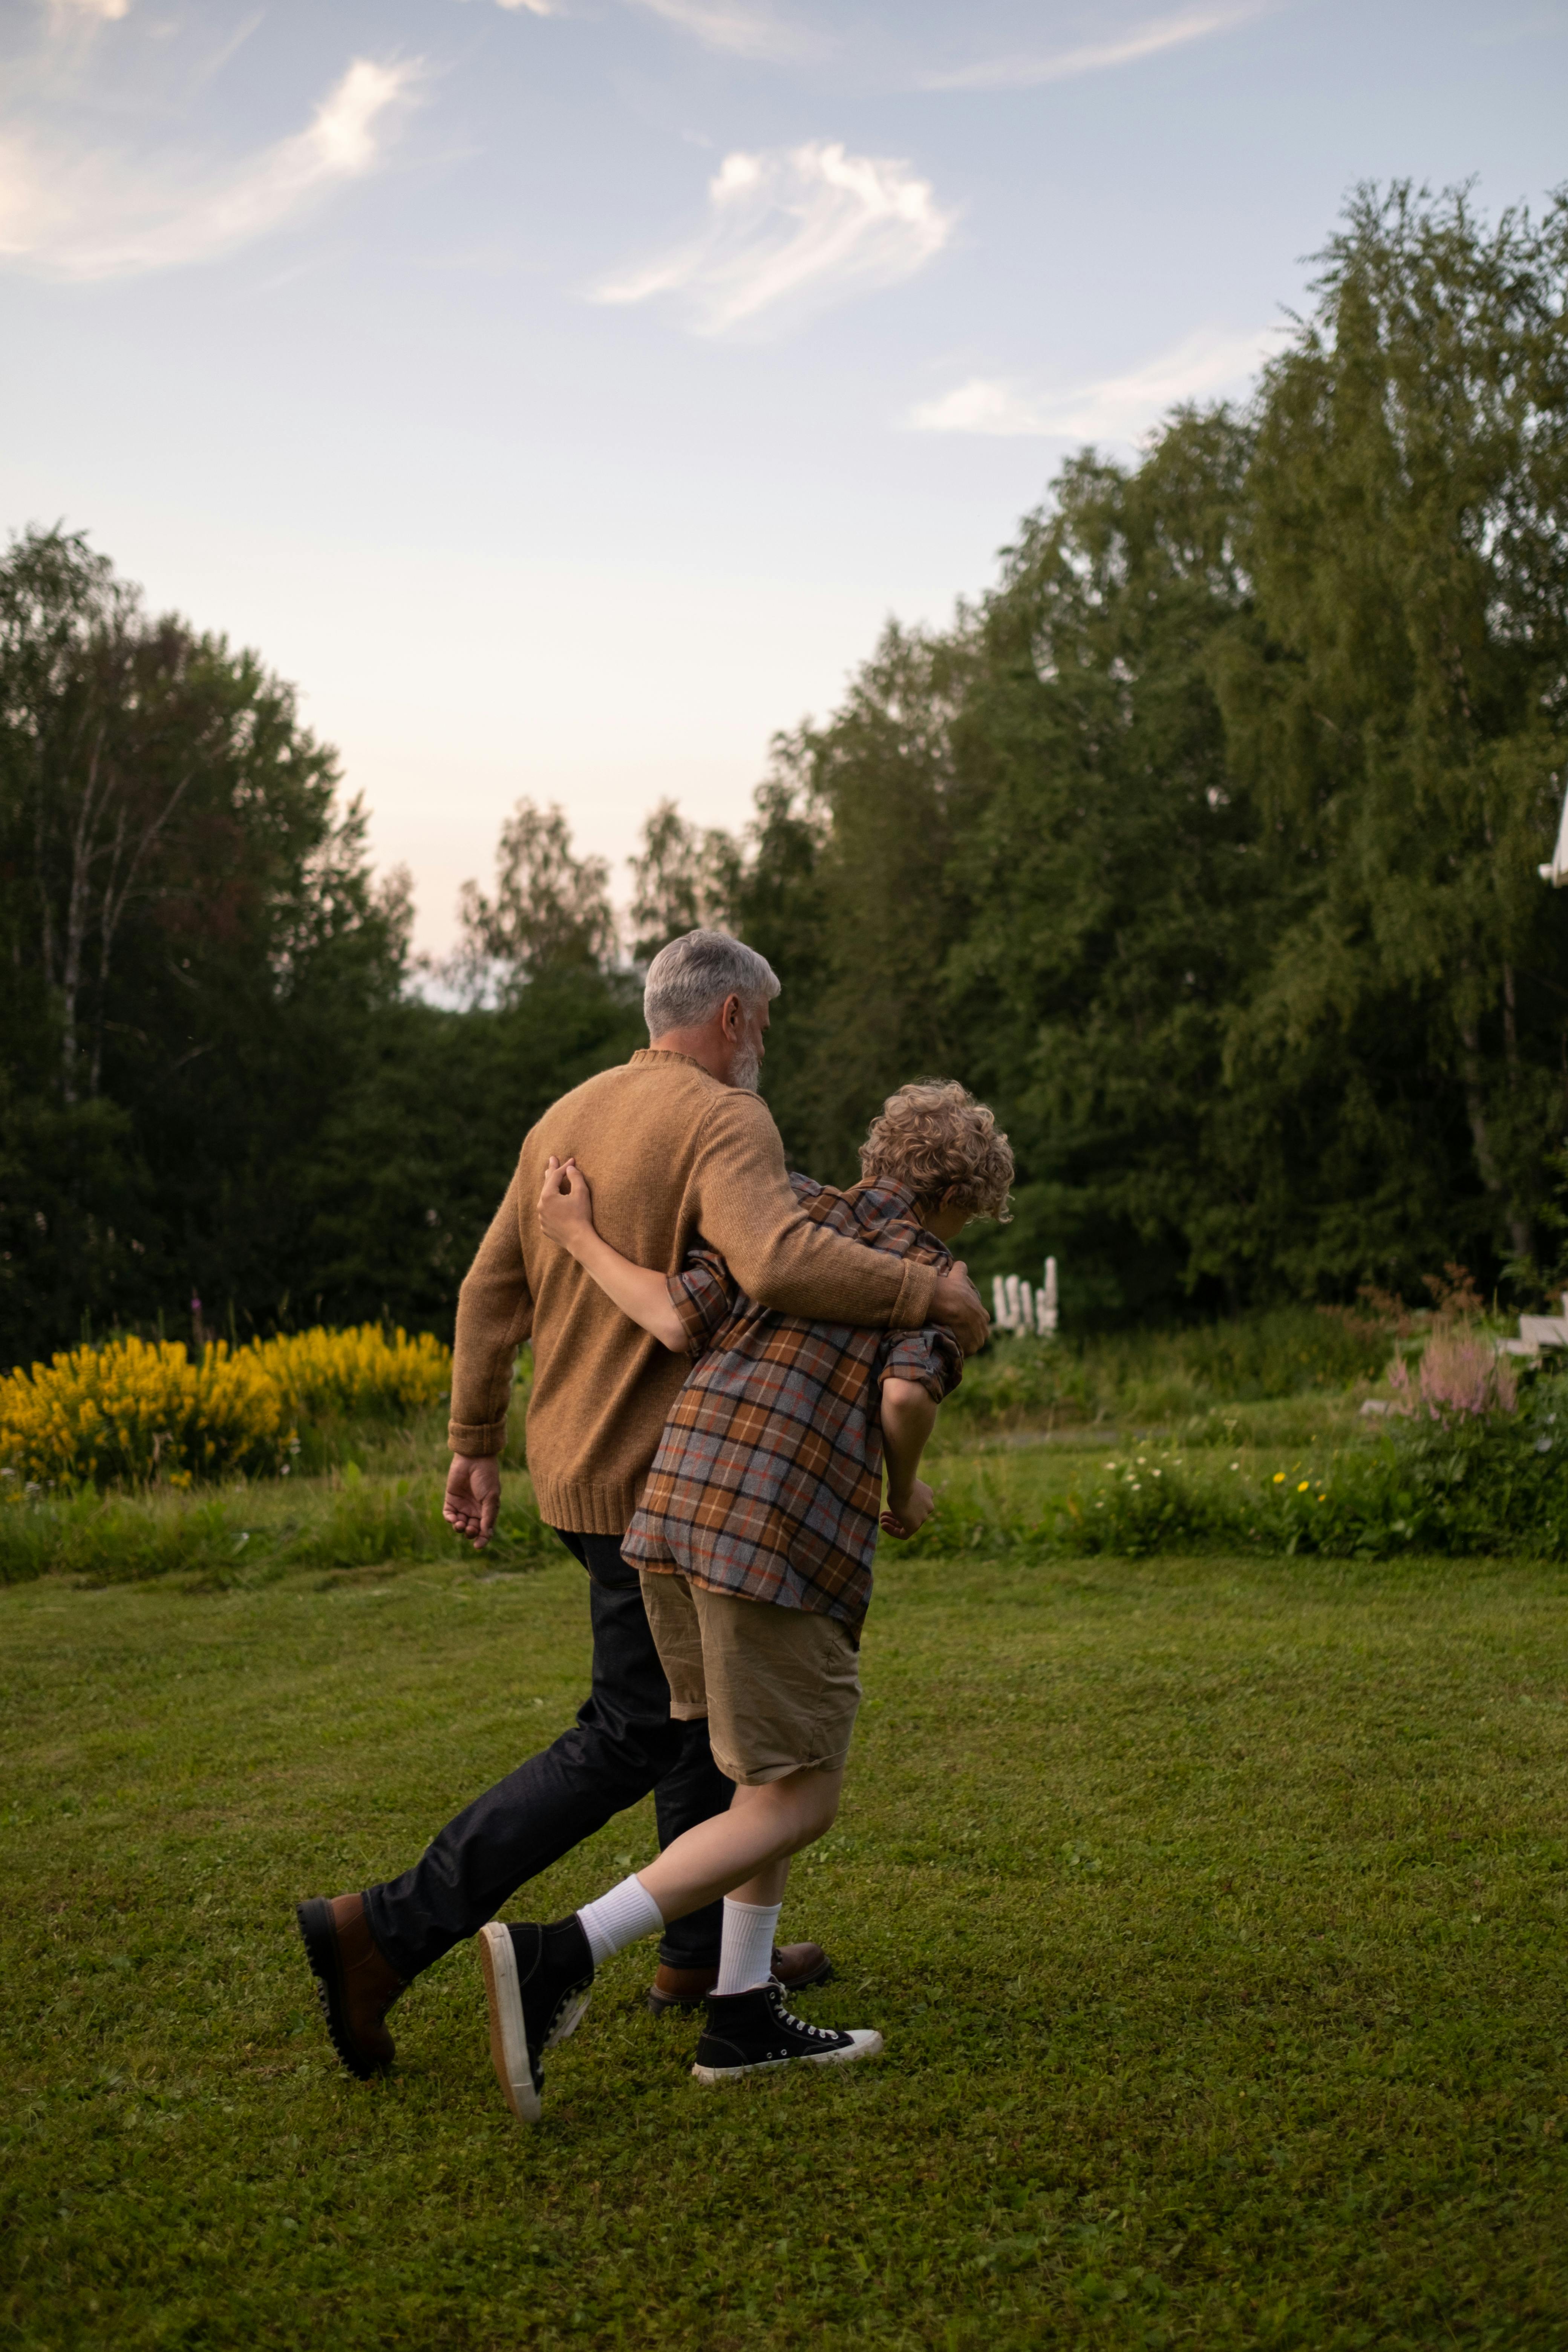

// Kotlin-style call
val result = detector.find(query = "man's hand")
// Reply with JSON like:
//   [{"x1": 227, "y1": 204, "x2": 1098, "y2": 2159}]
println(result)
[
  {"x1": 444, "y1": 1453, "x2": 501, "y2": 1550},
  {"x1": 931, "y1": 1260, "x2": 989, "y2": 1356},
  {"x1": 537, "y1": 1154, "x2": 595, "y2": 1253},
  {"x1": 880, "y1": 1478, "x2": 934, "y2": 1539}
]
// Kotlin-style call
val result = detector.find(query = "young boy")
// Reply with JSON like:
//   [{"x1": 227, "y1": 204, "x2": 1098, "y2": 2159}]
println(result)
[{"x1": 476, "y1": 1080, "x2": 1013, "y2": 2121}]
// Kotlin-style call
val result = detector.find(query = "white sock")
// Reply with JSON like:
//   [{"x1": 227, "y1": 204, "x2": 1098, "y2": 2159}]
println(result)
[
  {"x1": 576, "y1": 1873, "x2": 665, "y2": 1969},
  {"x1": 717, "y1": 1896, "x2": 782, "y2": 1997}
]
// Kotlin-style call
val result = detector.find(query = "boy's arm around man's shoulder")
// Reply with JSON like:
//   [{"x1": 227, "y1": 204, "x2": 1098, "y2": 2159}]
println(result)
[
  {"x1": 447, "y1": 1154, "x2": 536, "y2": 1456},
  {"x1": 690, "y1": 1089, "x2": 939, "y2": 1331}
]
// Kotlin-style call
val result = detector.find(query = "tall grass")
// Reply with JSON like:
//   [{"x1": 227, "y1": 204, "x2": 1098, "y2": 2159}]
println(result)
[
  {"x1": 0, "y1": 1457, "x2": 555, "y2": 1589},
  {"x1": 911, "y1": 1366, "x2": 1568, "y2": 1563},
  {"x1": 940, "y1": 1306, "x2": 1405, "y2": 1437}
]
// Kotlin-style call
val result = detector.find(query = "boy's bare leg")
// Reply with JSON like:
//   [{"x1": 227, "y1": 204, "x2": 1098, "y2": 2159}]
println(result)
[
  {"x1": 638, "y1": 1775, "x2": 838, "y2": 2000},
  {"x1": 635, "y1": 1767, "x2": 842, "y2": 1922}
]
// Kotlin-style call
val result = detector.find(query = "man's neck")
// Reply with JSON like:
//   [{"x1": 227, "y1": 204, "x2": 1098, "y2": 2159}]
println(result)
[{"x1": 648, "y1": 1027, "x2": 732, "y2": 1084}]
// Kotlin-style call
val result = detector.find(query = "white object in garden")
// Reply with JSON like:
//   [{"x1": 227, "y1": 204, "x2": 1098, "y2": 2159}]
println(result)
[
  {"x1": 993, "y1": 1274, "x2": 1032, "y2": 1332},
  {"x1": 1040, "y1": 1256, "x2": 1059, "y2": 1336},
  {"x1": 1501, "y1": 1292, "x2": 1568, "y2": 1354},
  {"x1": 1540, "y1": 777, "x2": 1568, "y2": 885},
  {"x1": 992, "y1": 1262, "x2": 1059, "y2": 1335}
]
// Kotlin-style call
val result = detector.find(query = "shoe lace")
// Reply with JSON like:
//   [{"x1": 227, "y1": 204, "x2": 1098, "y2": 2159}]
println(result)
[{"x1": 766, "y1": 1985, "x2": 837, "y2": 2041}]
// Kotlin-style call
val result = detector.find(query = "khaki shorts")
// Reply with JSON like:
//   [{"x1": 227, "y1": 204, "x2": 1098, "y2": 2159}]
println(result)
[{"x1": 639, "y1": 1570, "x2": 862, "y2": 1786}]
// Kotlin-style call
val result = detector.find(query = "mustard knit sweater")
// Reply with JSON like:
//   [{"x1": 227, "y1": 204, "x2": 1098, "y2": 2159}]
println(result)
[{"x1": 447, "y1": 1049, "x2": 939, "y2": 1535}]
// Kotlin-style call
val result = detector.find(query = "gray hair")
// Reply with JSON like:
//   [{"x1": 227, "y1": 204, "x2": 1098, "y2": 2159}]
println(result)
[{"x1": 643, "y1": 928, "x2": 780, "y2": 1038}]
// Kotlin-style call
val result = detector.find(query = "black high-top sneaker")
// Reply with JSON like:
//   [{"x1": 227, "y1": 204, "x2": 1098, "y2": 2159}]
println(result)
[
  {"x1": 477, "y1": 1917, "x2": 595, "y2": 2124},
  {"x1": 691, "y1": 1981, "x2": 884, "y2": 2087}
]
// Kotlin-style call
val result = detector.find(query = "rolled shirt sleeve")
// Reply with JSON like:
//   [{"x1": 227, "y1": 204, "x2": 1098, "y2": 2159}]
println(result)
[
  {"x1": 666, "y1": 1241, "x2": 736, "y2": 1357},
  {"x1": 879, "y1": 1321, "x2": 963, "y2": 1405}
]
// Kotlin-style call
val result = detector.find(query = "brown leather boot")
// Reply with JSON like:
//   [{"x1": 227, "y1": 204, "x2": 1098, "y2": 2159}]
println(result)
[
  {"x1": 647, "y1": 1940, "x2": 832, "y2": 2018},
  {"x1": 296, "y1": 1893, "x2": 406, "y2": 2078}
]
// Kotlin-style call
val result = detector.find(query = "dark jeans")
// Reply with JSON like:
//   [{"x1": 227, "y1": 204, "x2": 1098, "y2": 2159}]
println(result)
[{"x1": 362, "y1": 1529, "x2": 732, "y2": 1982}]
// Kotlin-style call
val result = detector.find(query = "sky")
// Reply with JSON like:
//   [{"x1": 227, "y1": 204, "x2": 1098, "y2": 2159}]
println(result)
[{"x1": 3, "y1": 0, "x2": 1566, "y2": 956}]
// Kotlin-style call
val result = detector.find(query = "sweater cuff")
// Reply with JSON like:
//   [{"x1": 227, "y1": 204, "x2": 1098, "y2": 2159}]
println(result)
[
  {"x1": 890, "y1": 1257, "x2": 938, "y2": 1328},
  {"x1": 448, "y1": 1419, "x2": 507, "y2": 1457}
]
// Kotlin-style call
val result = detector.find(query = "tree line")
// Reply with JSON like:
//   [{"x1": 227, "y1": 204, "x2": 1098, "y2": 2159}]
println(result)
[{"x1": 6, "y1": 182, "x2": 1568, "y2": 1367}]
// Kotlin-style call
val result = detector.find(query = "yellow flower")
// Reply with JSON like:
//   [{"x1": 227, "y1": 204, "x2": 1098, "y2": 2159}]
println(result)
[
  {"x1": 1272, "y1": 1472, "x2": 1285, "y2": 1484},
  {"x1": 0, "y1": 1323, "x2": 451, "y2": 1492},
  {"x1": 1297, "y1": 1480, "x2": 1309, "y2": 1492}
]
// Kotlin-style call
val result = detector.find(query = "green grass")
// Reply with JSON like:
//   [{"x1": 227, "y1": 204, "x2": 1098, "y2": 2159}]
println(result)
[
  {"x1": 4, "y1": 1540, "x2": 1567, "y2": 2348},
  {"x1": 0, "y1": 1410, "x2": 548, "y2": 1588}
]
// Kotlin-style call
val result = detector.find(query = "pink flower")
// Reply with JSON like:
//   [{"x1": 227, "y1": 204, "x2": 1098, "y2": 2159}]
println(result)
[{"x1": 1418, "y1": 1331, "x2": 1516, "y2": 1419}]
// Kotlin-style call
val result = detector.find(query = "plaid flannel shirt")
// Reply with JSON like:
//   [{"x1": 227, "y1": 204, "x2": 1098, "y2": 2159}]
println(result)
[{"x1": 620, "y1": 1174, "x2": 962, "y2": 1627}]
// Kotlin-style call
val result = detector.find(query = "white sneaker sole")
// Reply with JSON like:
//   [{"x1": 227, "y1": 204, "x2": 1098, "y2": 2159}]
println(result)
[
  {"x1": 478, "y1": 1922, "x2": 591, "y2": 2125},
  {"x1": 691, "y1": 2027, "x2": 883, "y2": 2088}
]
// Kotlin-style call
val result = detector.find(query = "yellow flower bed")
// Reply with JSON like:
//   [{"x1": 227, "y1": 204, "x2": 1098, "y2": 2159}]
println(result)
[
  {"x1": 0, "y1": 1324, "x2": 451, "y2": 1491},
  {"x1": 0, "y1": 1337, "x2": 288, "y2": 1490},
  {"x1": 253, "y1": 1324, "x2": 450, "y2": 1422}
]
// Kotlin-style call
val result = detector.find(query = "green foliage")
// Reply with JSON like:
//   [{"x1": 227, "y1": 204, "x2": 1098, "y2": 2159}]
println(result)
[
  {"x1": 0, "y1": 532, "x2": 643, "y2": 1366},
  {"x1": 626, "y1": 798, "x2": 743, "y2": 963},
  {"x1": 0, "y1": 527, "x2": 409, "y2": 1361},
  {"x1": 662, "y1": 182, "x2": 1568, "y2": 1321},
  {"x1": 285, "y1": 976, "x2": 643, "y2": 1336},
  {"x1": 1219, "y1": 182, "x2": 1568, "y2": 1274},
  {"x1": 445, "y1": 799, "x2": 616, "y2": 1004},
  {"x1": 942, "y1": 1309, "x2": 1392, "y2": 1436},
  {"x1": 917, "y1": 1367, "x2": 1568, "y2": 1565}
]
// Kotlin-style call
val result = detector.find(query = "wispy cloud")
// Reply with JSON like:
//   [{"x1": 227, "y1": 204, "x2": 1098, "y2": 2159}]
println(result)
[
  {"x1": 492, "y1": 0, "x2": 559, "y2": 14},
  {"x1": 48, "y1": 0, "x2": 132, "y2": 20},
  {"x1": 593, "y1": 140, "x2": 952, "y2": 335},
  {"x1": 919, "y1": 4, "x2": 1266, "y2": 92},
  {"x1": 0, "y1": 56, "x2": 421, "y2": 280},
  {"x1": 620, "y1": 0, "x2": 829, "y2": 61},
  {"x1": 908, "y1": 328, "x2": 1278, "y2": 440}
]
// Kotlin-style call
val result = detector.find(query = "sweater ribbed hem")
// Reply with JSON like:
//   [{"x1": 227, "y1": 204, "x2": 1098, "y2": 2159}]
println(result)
[{"x1": 531, "y1": 1474, "x2": 639, "y2": 1539}]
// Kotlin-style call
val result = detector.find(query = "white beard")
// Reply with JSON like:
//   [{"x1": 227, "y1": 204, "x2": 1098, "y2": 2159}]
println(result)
[{"x1": 730, "y1": 1042, "x2": 761, "y2": 1093}]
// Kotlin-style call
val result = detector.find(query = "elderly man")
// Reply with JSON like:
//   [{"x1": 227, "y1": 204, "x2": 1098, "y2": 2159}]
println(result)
[{"x1": 297, "y1": 930, "x2": 986, "y2": 2078}]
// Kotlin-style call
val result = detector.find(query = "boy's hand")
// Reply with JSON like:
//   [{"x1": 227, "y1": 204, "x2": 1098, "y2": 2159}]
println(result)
[
  {"x1": 538, "y1": 1154, "x2": 595, "y2": 1251},
  {"x1": 880, "y1": 1478, "x2": 934, "y2": 1539}
]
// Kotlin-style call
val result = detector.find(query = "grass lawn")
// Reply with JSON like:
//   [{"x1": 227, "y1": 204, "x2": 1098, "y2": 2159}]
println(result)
[{"x1": 3, "y1": 1537, "x2": 1567, "y2": 2349}]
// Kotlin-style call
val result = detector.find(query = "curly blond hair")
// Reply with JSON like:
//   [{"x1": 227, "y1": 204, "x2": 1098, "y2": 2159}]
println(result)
[{"x1": 859, "y1": 1080, "x2": 1014, "y2": 1223}]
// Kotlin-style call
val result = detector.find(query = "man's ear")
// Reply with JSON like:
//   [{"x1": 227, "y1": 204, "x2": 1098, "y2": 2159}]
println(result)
[{"x1": 720, "y1": 992, "x2": 744, "y2": 1038}]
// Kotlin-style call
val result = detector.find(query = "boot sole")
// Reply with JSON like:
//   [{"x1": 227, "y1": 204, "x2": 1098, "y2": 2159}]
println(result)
[
  {"x1": 296, "y1": 1897, "x2": 389, "y2": 2081},
  {"x1": 647, "y1": 1954, "x2": 835, "y2": 2019},
  {"x1": 692, "y1": 2027, "x2": 883, "y2": 2087},
  {"x1": 478, "y1": 1923, "x2": 591, "y2": 2126}
]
